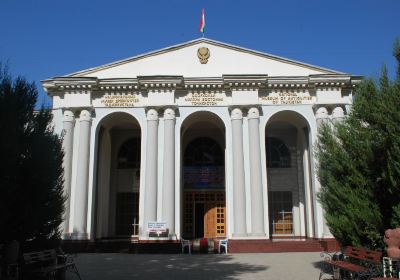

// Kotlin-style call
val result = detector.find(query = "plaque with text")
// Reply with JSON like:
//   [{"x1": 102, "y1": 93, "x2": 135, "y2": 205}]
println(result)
[
  {"x1": 180, "y1": 92, "x2": 226, "y2": 106},
  {"x1": 100, "y1": 94, "x2": 141, "y2": 107},
  {"x1": 260, "y1": 91, "x2": 314, "y2": 105}
]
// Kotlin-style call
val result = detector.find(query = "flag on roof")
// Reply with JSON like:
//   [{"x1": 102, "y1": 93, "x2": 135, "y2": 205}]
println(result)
[{"x1": 199, "y1": 8, "x2": 205, "y2": 33}]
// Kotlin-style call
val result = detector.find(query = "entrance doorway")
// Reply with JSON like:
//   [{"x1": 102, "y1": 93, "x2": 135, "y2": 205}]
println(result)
[
  {"x1": 194, "y1": 203, "x2": 205, "y2": 238},
  {"x1": 185, "y1": 192, "x2": 226, "y2": 238},
  {"x1": 94, "y1": 112, "x2": 141, "y2": 239},
  {"x1": 181, "y1": 112, "x2": 226, "y2": 239},
  {"x1": 265, "y1": 110, "x2": 313, "y2": 238}
]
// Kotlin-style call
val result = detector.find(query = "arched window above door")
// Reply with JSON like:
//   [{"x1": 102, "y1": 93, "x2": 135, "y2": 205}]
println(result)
[
  {"x1": 184, "y1": 137, "x2": 224, "y2": 166},
  {"x1": 117, "y1": 138, "x2": 141, "y2": 169},
  {"x1": 266, "y1": 137, "x2": 291, "y2": 168}
]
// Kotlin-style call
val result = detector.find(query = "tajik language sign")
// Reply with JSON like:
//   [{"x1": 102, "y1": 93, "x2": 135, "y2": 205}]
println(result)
[
  {"x1": 183, "y1": 92, "x2": 225, "y2": 106},
  {"x1": 100, "y1": 94, "x2": 141, "y2": 107}
]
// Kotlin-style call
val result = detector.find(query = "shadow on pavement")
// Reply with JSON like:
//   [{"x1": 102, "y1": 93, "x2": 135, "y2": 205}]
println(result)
[{"x1": 69, "y1": 253, "x2": 269, "y2": 280}]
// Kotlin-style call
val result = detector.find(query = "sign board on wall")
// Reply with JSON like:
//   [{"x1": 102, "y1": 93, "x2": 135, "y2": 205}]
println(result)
[
  {"x1": 260, "y1": 91, "x2": 314, "y2": 105},
  {"x1": 183, "y1": 166, "x2": 224, "y2": 189},
  {"x1": 99, "y1": 93, "x2": 142, "y2": 107},
  {"x1": 179, "y1": 92, "x2": 227, "y2": 106},
  {"x1": 147, "y1": 222, "x2": 168, "y2": 238}
]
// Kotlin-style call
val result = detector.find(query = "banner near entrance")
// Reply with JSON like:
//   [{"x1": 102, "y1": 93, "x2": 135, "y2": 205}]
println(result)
[
  {"x1": 147, "y1": 222, "x2": 168, "y2": 238},
  {"x1": 184, "y1": 166, "x2": 224, "y2": 189}
]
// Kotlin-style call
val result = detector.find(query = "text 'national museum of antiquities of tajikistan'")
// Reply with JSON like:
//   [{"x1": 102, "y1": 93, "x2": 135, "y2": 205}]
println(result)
[{"x1": 42, "y1": 38, "x2": 361, "y2": 252}]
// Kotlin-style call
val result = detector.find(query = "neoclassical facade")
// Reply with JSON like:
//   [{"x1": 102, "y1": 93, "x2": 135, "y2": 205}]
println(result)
[{"x1": 42, "y1": 38, "x2": 360, "y2": 249}]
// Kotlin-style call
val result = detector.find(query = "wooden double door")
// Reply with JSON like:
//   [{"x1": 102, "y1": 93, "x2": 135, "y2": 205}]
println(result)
[
  {"x1": 183, "y1": 191, "x2": 226, "y2": 238},
  {"x1": 195, "y1": 202, "x2": 225, "y2": 238}
]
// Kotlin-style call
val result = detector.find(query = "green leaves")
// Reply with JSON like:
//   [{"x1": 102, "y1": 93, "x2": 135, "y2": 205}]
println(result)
[
  {"x1": 317, "y1": 41, "x2": 400, "y2": 250},
  {"x1": 0, "y1": 66, "x2": 65, "y2": 245}
]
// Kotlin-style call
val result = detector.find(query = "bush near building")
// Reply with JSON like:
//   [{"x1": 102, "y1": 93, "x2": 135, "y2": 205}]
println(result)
[
  {"x1": 0, "y1": 65, "x2": 65, "y2": 248},
  {"x1": 317, "y1": 41, "x2": 400, "y2": 250}
]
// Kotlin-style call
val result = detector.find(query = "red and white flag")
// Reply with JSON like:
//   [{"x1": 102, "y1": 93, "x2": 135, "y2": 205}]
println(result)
[{"x1": 199, "y1": 8, "x2": 205, "y2": 33}]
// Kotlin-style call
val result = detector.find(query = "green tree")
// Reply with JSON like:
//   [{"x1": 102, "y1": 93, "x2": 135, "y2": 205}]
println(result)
[
  {"x1": 0, "y1": 65, "x2": 65, "y2": 246},
  {"x1": 317, "y1": 41, "x2": 400, "y2": 250}
]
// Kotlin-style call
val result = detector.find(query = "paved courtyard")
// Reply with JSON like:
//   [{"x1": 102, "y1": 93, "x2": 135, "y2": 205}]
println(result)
[{"x1": 66, "y1": 252, "x2": 324, "y2": 280}]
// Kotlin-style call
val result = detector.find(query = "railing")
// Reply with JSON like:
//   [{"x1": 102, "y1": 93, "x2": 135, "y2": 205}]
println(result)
[{"x1": 272, "y1": 211, "x2": 293, "y2": 234}]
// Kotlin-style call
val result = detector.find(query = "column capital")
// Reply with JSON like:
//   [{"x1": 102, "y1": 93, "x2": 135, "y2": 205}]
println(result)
[
  {"x1": 146, "y1": 108, "x2": 159, "y2": 121},
  {"x1": 230, "y1": 107, "x2": 243, "y2": 120},
  {"x1": 247, "y1": 107, "x2": 260, "y2": 119},
  {"x1": 79, "y1": 109, "x2": 92, "y2": 122},
  {"x1": 332, "y1": 106, "x2": 345, "y2": 118},
  {"x1": 315, "y1": 106, "x2": 328, "y2": 119},
  {"x1": 163, "y1": 107, "x2": 176, "y2": 120},
  {"x1": 332, "y1": 106, "x2": 345, "y2": 124},
  {"x1": 63, "y1": 110, "x2": 75, "y2": 122}
]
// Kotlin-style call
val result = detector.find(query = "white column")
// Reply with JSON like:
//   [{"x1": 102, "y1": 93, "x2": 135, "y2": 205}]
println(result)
[
  {"x1": 332, "y1": 106, "x2": 345, "y2": 125},
  {"x1": 247, "y1": 107, "x2": 265, "y2": 236},
  {"x1": 316, "y1": 107, "x2": 329, "y2": 128},
  {"x1": 315, "y1": 106, "x2": 332, "y2": 238},
  {"x1": 297, "y1": 129, "x2": 306, "y2": 237},
  {"x1": 302, "y1": 132, "x2": 314, "y2": 238},
  {"x1": 72, "y1": 109, "x2": 91, "y2": 239},
  {"x1": 162, "y1": 108, "x2": 175, "y2": 237},
  {"x1": 96, "y1": 128, "x2": 111, "y2": 239},
  {"x1": 143, "y1": 108, "x2": 159, "y2": 236},
  {"x1": 231, "y1": 108, "x2": 247, "y2": 237},
  {"x1": 62, "y1": 110, "x2": 75, "y2": 236}
]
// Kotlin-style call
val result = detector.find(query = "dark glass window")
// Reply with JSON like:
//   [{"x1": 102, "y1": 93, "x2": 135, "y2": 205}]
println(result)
[
  {"x1": 183, "y1": 137, "x2": 224, "y2": 190},
  {"x1": 268, "y1": 191, "x2": 293, "y2": 234},
  {"x1": 117, "y1": 138, "x2": 141, "y2": 169},
  {"x1": 184, "y1": 137, "x2": 224, "y2": 166},
  {"x1": 266, "y1": 137, "x2": 290, "y2": 168}
]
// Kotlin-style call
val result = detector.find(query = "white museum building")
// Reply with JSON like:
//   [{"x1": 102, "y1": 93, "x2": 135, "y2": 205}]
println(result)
[{"x1": 42, "y1": 38, "x2": 361, "y2": 252}]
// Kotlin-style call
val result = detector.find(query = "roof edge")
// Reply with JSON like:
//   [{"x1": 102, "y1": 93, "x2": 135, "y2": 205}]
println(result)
[{"x1": 62, "y1": 37, "x2": 345, "y2": 78}]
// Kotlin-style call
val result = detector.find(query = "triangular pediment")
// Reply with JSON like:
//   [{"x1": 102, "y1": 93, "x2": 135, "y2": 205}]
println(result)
[{"x1": 68, "y1": 38, "x2": 343, "y2": 79}]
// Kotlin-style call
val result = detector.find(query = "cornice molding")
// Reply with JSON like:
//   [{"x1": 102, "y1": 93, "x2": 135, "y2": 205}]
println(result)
[
  {"x1": 42, "y1": 77, "x2": 98, "y2": 95},
  {"x1": 137, "y1": 75, "x2": 184, "y2": 90},
  {"x1": 42, "y1": 74, "x2": 363, "y2": 96},
  {"x1": 309, "y1": 74, "x2": 362, "y2": 88},
  {"x1": 223, "y1": 74, "x2": 268, "y2": 89}
]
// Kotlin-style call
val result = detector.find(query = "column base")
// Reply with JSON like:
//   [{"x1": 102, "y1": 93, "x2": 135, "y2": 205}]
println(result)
[
  {"x1": 231, "y1": 233, "x2": 248, "y2": 238},
  {"x1": 248, "y1": 232, "x2": 267, "y2": 237},
  {"x1": 62, "y1": 232, "x2": 73, "y2": 240},
  {"x1": 70, "y1": 232, "x2": 89, "y2": 240}
]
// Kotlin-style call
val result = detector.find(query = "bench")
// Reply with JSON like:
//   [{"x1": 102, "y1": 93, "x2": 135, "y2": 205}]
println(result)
[
  {"x1": 23, "y1": 249, "x2": 81, "y2": 279},
  {"x1": 371, "y1": 257, "x2": 400, "y2": 280},
  {"x1": 320, "y1": 246, "x2": 382, "y2": 279}
]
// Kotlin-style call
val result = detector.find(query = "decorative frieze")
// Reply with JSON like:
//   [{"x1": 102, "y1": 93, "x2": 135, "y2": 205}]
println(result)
[{"x1": 43, "y1": 75, "x2": 361, "y2": 110}]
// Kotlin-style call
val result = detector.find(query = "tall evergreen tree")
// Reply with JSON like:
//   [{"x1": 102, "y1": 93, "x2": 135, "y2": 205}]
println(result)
[
  {"x1": 317, "y1": 41, "x2": 400, "y2": 250},
  {"x1": 0, "y1": 65, "x2": 65, "y2": 246}
]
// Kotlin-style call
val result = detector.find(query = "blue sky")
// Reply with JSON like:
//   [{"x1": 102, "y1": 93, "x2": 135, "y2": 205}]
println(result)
[{"x1": 1, "y1": 0, "x2": 399, "y2": 107}]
